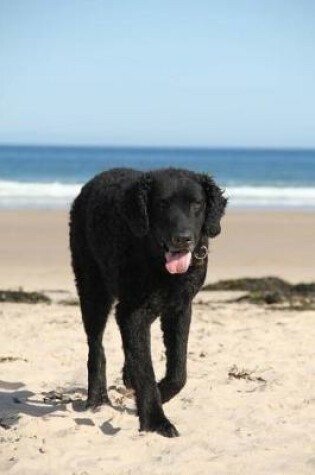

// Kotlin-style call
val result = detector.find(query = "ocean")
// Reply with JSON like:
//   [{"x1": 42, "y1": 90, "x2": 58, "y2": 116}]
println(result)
[{"x1": 0, "y1": 145, "x2": 315, "y2": 209}]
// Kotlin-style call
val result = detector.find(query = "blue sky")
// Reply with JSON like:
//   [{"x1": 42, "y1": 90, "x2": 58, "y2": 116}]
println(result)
[{"x1": 1, "y1": 0, "x2": 315, "y2": 147}]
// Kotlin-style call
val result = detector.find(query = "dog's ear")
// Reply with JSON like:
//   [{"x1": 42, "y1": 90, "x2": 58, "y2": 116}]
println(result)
[
  {"x1": 199, "y1": 174, "x2": 227, "y2": 237},
  {"x1": 123, "y1": 174, "x2": 152, "y2": 237}
]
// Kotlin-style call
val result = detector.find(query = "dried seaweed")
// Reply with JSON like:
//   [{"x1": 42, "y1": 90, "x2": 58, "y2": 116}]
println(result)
[
  {"x1": 203, "y1": 277, "x2": 315, "y2": 310},
  {"x1": 228, "y1": 364, "x2": 266, "y2": 383},
  {"x1": 0, "y1": 289, "x2": 51, "y2": 304}
]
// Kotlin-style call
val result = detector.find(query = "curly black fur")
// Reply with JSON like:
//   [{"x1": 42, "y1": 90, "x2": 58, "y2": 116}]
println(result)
[{"x1": 69, "y1": 167, "x2": 227, "y2": 438}]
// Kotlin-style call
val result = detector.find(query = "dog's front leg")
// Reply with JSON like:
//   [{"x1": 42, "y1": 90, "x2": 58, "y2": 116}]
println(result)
[
  {"x1": 117, "y1": 304, "x2": 179, "y2": 438},
  {"x1": 158, "y1": 301, "x2": 192, "y2": 403}
]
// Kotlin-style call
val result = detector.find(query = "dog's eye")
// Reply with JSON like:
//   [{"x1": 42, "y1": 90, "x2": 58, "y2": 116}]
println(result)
[{"x1": 190, "y1": 201, "x2": 203, "y2": 212}]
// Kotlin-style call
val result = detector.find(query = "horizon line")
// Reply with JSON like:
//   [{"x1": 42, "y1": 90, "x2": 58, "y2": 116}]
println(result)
[{"x1": 1, "y1": 142, "x2": 315, "y2": 152}]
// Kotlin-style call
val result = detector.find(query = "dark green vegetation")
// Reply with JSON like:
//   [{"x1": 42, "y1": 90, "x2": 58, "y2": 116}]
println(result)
[{"x1": 203, "y1": 277, "x2": 315, "y2": 310}]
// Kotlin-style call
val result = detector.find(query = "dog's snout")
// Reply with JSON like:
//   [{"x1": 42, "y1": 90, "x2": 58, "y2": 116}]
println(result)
[{"x1": 172, "y1": 233, "x2": 193, "y2": 247}]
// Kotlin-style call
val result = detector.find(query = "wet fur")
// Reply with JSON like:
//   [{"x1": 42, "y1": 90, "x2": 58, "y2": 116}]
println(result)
[{"x1": 69, "y1": 168, "x2": 227, "y2": 437}]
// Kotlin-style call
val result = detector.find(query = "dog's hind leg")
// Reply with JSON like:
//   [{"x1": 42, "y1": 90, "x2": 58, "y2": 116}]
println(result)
[
  {"x1": 83, "y1": 285, "x2": 113, "y2": 409},
  {"x1": 73, "y1": 254, "x2": 113, "y2": 408},
  {"x1": 70, "y1": 195, "x2": 114, "y2": 408}
]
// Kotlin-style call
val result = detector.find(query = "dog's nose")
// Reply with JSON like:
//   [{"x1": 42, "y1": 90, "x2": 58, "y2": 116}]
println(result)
[{"x1": 172, "y1": 234, "x2": 193, "y2": 247}]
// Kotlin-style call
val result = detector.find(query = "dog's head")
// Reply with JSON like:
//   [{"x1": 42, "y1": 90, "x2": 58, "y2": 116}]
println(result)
[{"x1": 123, "y1": 169, "x2": 227, "y2": 274}]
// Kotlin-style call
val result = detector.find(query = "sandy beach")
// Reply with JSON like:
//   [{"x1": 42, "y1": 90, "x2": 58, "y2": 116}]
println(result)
[{"x1": 1, "y1": 210, "x2": 315, "y2": 474}]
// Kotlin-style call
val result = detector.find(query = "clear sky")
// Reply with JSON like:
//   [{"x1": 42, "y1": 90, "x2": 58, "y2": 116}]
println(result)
[{"x1": 1, "y1": 0, "x2": 315, "y2": 148}]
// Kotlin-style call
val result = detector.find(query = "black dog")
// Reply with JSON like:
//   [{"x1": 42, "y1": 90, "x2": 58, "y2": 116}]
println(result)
[{"x1": 69, "y1": 168, "x2": 227, "y2": 437}]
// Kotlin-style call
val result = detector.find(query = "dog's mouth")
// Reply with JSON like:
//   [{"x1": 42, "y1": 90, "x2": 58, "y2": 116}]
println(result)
[
  {"x1": 164, "y1": 250, "x2": 192, "y2": 274},
  {"x1": 156, "y1": 236, "x2": 194, "y2": 274}
]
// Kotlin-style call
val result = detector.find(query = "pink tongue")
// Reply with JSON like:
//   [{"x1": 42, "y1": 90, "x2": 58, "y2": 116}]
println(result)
[{"x1": 165, "y1": 251, "x2": 192, "y2": 274}]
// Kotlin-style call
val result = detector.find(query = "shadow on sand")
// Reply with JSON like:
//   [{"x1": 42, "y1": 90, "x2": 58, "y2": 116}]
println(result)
[{"x1": 0, "y1": 381, "x2": 135, "y2": 434}]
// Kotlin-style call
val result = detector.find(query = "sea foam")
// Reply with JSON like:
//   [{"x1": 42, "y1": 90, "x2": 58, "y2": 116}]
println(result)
[
  {"x1": 0, "y1": 180, "x2": 82, "y2": 208},
  {"x1": 0, "y1": 180, "x2": 315, "y2": 209},
  {"x1": 227, "y1": 186, "x2": 315, "y2": 208}
]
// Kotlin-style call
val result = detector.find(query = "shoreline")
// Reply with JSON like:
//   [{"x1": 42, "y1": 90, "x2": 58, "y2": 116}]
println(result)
[{"x1": 1, "y1": 206, "x2": 315, "y2": 211}]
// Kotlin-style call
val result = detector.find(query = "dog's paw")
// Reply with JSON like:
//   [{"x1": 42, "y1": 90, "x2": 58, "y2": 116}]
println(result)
[
  {"x1": 155, "y1": 420, "x2": 179, "y2": 438},
  {"x1": 86, "y1": 391, "x2": 110, "y2": 410},
  {"x1": 141, "y1": 417, "x2": 179, "y2": 438}
]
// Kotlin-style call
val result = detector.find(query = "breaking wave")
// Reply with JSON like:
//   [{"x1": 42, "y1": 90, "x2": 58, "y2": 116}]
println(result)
[{"x1": 0, "y1": 180, "x2": 315, "y2": 209}]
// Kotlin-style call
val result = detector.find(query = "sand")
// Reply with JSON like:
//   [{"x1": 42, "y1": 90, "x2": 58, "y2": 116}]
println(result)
[{"x1": 0, "y1": 210, "x2": 315, "y2": 474}]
